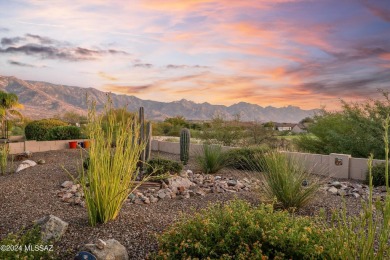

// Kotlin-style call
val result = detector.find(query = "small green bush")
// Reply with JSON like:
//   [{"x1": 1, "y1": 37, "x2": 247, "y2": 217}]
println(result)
[
  {"x1": 196, "y1": 144, "x2": 230, "y2": 174},
  {"x1": 0, "y1": 225, "x2": 55, "y2": 259},
  {"x1": 366, "y1": 162, "x2": 389, "y2": 186},
  {"x1": 152, "y1": 200, "x2": 334, "y2": 259},
  {"x1": 25, "y1": 119, "x2": 68, "y2": 141},
  {"x1": 45, "y1": 125, "x2": 82, "y2": 140},
  {"x1": 145, "y1": 158, "x2": 183, "y2": 176},
  {"x1": 11, "y1": 126, "x2": 24, "y2": 136},
  {"x1": 226, "y1": 146, "x2": 269, "y2": 171}
]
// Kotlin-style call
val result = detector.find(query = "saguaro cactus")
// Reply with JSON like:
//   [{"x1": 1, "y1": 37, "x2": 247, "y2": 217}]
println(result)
[{"x1": 180, "y1": 128, "x2": 190, "y2": 165}]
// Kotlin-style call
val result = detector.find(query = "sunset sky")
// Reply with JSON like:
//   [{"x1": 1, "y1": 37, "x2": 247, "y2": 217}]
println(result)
[{"x1": 0, "y1": 0, "x2": 389, "y2": 109}]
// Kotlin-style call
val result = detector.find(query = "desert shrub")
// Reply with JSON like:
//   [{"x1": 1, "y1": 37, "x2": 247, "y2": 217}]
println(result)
[
  {"x1": 296, "y1": 92, "x2": 390, "y2": 159},
  {"x1": 365, "y1": 162, "x2": 389, "y2": 186},
  {"x1": 25, "y1": 119, "x2": 68, "y2": 141},
  {"x1": 226, "y1": 146, "x2": 269, "y2": 171},
  {"x1": 152, "y1": 200, "x2": 334, "y2": 259},
  {"x1": 252, "y1": 151, "x2": 322, "y2": 209},
  {"x1": 77, "y1": 99, "x2": 146, "y2": 226},
  {"x1": 0, "y1": 225, "x2": 55, "y2": 259},
  {"x1": 145, "y1": 158, "x2": 182, "y2": 176},
  {"x1": 11, "y1": 126, "x2": 24, "y2": 136},
  {"x1": 196, "y1": 144, "x2": 230, "y2": 174},
  {"x1": 45, "y1": 125, "x2": 82, "y2": 140}
]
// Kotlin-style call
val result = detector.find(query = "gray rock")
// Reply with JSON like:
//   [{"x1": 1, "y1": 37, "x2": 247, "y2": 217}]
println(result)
[
  {"x1": 149, "y1": 195, "x2": 158, "y2": 203},
  {"x1": 69, "y1": 184, "x2": 79, "y2": 193},
  {"x1": 157, "y1": 190, "x2": 166, "y2": 199},
  {"x1": 15, "y1": 160, "x2": 37, "y2": 173},
  {"x1": 330, "y1": 181, "x2": 342, "y2": 189},
  {"x1": 236, "y1": 180, "x2": 245, "y2": 189},
  {"x1": 37, "y1": 159, "x2": 46, "y2": 165},
  {"x1": 328, "y1": 186, "x2": 338, "y2": 194},
  {"x1": 84, "y1": 239, "x2": 129, "y2": 260},
  {"x1": 161, "y1": 181, "x2": 168, "y2": 189},
  {"x1": 186, "y1": 170, "x2": 193, "y2": 178},
  {"x1": 352, "y1": 192, "x2": 360, "y2": 198},
  {"x1": 61, "y1": 181, "x2": 74, "y2": 188},
  {"x1": 128, "y1": 193, "x2": 136, "y2": 202},
  {"x1": 35, "y1": 215, "x2": 68, "y2": 242},
  {"x1": 167, "y1": 176, "x2": 195, "y2": 193},
  {"x1": 227, "y1": 180, "x2": 237, "y2": 186},
  {"x1": 337, "y1": 189, "x2": 347, "y2": 196},
  {"x1": 96, "y1": 239, "x2": 107, "y2": 250},
  {"x1": 179, "y1": 170, "x2": 188, "y2": 178}
]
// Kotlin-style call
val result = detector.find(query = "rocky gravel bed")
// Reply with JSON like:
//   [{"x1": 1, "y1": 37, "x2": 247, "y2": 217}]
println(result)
[{"x1": 0, "y1": 149, "x2": 371, "y2": 259}]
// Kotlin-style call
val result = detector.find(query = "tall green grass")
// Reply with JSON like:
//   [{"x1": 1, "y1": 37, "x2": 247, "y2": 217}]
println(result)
[
  {"x1": 79, "y1": 98, "x2": 146, "y2": 226},
  {"x1": 196, "y1": 144, "x2": 230, "y2": 174},
  {"x1": 252, "y1": 151, "x2": 322, "y2": 209}
]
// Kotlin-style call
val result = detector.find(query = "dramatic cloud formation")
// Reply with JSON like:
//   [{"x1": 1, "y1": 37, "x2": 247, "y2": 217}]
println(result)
[
  {"x1": 0, "y1": 0, "x2": 389, "y2": 109},
  {"x1": 0, "y1": 34, "x2": 131, "y2": 61}
]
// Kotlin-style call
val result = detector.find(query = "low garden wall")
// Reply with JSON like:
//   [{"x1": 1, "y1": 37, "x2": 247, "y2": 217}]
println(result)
[
  {"x1": 151, "y1": 140, "x2": 385, "y2": 181},
  {"x1": 9, "y1": 139, "x2": 88, "y2": 154},
  {"x1": 8, "y1": 139, "x2": 385, "y2": 181}
]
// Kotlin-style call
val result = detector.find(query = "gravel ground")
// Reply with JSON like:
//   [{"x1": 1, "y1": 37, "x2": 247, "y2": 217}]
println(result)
[{"x1": 0, "y1": 149, "x2": 363, "y2": 259}]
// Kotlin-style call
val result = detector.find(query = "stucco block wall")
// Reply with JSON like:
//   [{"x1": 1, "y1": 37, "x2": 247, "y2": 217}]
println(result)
[
  {"x1": 9, "y1": 139, "x2": 88, "y2": 154},
  {"x1": 329, "y1": 153, "x2": 351, "y2": 179}
]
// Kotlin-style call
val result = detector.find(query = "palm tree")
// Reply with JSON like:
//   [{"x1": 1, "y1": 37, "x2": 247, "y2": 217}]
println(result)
[{"x1": 0, "y1": 91, "x2": 23, "y2": 139}]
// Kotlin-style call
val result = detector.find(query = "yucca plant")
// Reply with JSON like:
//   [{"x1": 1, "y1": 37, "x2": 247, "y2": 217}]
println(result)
[
  {"x1": 252, "y1": 151, "x2": 322, "y2": 209},
  {"x1": 79, "y1": 97, "x2": 146, "y2": 226},
  {"x1": 196, "y1": 144, "x2": 230, "y2": 174}
]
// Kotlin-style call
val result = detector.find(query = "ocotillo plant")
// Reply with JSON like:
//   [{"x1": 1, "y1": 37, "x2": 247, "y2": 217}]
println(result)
[
  {"x1": 145, "y1": 121, "x2": 152, "y2": 162},
  {"x1": 138, "y1": 107, "x2": 145, "y2": 171},
  {"x1": 180, "y1": 128, "x2": 190, "y2": 165}
]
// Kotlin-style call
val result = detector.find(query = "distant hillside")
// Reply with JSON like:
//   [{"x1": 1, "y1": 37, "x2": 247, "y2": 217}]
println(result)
[{"x1": 0, "y1": 75, "x2": 319, "y2": 122}]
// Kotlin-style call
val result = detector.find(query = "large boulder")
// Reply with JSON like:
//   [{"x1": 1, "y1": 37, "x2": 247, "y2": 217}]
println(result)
[
  {"x1": 34, "y1": 215, "x2": 68, "y2": 242},
  {"x1": 167, "y1": 176, "x2": 195, "y2": 193},
  {"x1": 83, "y1": 239, "x2": 129, "y2": 260},
  {"x1": 15, "y1": 160, "x2": 37, "y2": 173}
]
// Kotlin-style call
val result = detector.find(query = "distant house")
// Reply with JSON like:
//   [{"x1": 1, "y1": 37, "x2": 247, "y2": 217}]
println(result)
[
  {"x1": 291, "y1": 124, "x2": 307, "y2": 133},
  {"x1": 275, "y1": 123, "x2": 295, "y2": 132}
]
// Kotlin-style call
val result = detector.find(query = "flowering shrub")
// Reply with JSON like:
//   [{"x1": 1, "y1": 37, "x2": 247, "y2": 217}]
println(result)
[{"x1": 151, "y1": 200, "x2": 334, "y2": 259}]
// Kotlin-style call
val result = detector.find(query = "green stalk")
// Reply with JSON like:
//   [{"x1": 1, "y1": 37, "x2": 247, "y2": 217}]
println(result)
[
  {"x1": 80, "y1": 97, "x2": 146, "y2": 226},
  {"x1": 384, "y1": 114, "x2": 389, "y2": 191}
]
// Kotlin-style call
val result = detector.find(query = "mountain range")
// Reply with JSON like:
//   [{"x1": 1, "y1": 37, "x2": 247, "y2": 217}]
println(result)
[{"x1": 0, "y1": 75, "x2": 319, "y2": 123}]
